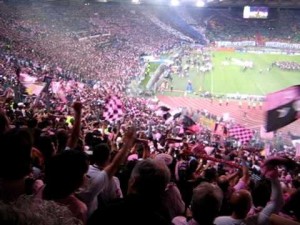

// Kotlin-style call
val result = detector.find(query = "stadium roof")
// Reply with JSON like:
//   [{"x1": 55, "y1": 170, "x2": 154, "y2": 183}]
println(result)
[{"x1": 98, "y1": 0, "x2": 300, "y2": 9}]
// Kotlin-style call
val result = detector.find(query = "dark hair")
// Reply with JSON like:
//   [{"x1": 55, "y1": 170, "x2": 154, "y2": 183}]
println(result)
[
  {"x1": 0, "y1": 128, "x2": 33, "y2": 180},
  {"x1": 85, "y1": 132, "x2": 102, "y2": 147},
  {"x1": 44, "y1": 150, "x2": 89, "y2": 200},
  {"x1": 283, "y1": 189, "x2": 300, "y2": 221},
  {"x1": 204, "y1": 168, "x2": 218, "y2": 183},
  {"x1": 0, "y1": 112, "x2": 9, "y2": 135},
  {"x1": 27, "y1": 118, "x2": 37, "y2": 129},
  {"x1": 36, "y1": 135, "x2": 56, "y2": 164},
  {"x1": 92, "y1": 144, "x2": 111, "y2": 166},
  {"x1": 251, "y1": 179, "x2": 271, "y2": 208},
  {"x1": 56, "y1": 129, "x2": 68, "y2": 153}
]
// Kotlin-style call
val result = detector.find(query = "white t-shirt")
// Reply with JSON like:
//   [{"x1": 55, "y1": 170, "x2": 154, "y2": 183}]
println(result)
[
  {"x1": 98, "y1": 176, "x2": 123, "y2": 206},
  {"x1": 214, "y1": 216, "x2": 246, "y2": 225},
  {"x1": 77, "y1": 165, "x2": 109, "y2": 216}
]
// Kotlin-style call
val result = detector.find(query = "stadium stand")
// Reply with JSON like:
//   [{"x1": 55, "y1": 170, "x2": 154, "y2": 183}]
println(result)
[{"x1": 0, "y1": 1, "x2": 300, "y2": 225}]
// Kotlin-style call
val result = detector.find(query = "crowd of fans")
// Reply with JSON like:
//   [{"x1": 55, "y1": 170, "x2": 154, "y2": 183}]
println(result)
[
  {"x1": 1, "y1": 1, "x2": 300, "y2": 225},
  {"x1": 272, "y1": 61, "x2": 300, "y2": 71}
]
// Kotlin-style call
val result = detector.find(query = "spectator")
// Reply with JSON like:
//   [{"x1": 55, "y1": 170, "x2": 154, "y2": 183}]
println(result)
[
  {"x1": 0, "y1": 128, "x2": 34, "y2": 202},
  {"x1": 172, "y1": 182, "x2": 223, "y2": 225},
  {"x1": 214, "y1": 157, "x2": 284, "y2": 225},
  {"x1": 35, "y1": 150, "x2": 89, "y2": 224},
  {"x1": 88, "y1": 159, "x2": 171, "y2": 225},
  {"x1": 0, "y1": 195, "x2": 82, "y2": 225}
]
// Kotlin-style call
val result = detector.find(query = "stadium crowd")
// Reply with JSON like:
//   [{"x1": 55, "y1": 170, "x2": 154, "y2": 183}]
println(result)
[
  {"x1": 273, "y1": 61, "x2": 300, "y2": 71},
  {"x1": 1, "y1": 1, "x2": 300, "y2": 225}
]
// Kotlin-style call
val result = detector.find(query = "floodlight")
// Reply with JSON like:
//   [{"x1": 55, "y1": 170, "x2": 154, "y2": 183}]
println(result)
[
  {"x1": 196, "y1": 0, "x2": 205, "y2": 7},
  {"x1": 170, "y1": 0, "x2": 180, "y2": 6}
]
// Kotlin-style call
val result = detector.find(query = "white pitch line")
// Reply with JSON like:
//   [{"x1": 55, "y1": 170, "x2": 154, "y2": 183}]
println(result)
[{"x1": 211, "y1": 71, "x2": 214, "y2": 94}]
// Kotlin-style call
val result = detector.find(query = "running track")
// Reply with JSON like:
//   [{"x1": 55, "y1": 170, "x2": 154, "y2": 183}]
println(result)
[{"x1": 157, "y1": 95, "x2": 300, "y2": 135}]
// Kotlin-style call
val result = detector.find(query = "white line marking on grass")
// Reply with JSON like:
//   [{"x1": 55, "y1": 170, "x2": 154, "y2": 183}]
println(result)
[
  {"x1": 253, "y1": 73, "x2": 266, "y2": 96},
  {"x1": 211, "y1": 71, "x2": 214, "y2": 94}
]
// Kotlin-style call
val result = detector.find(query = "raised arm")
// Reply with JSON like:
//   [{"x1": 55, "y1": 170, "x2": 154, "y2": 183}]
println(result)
[
  {"x1": 66, "y1": 102, "x2": 82, "y2": 150},
  {"x1": 225, "y1": 170, "x2": 240, "y2": 181},
  {"x1": 240, "y1": 159, "x2": 250, "y2": 183},
  {"x1": 257, "y1": 158, "x2": 285, "y2": 225},
  {"x1": 104, "y1": 126, "x2": 136, "y2": 178}
]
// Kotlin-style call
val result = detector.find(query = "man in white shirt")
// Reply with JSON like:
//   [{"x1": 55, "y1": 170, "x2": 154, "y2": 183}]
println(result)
[{"x1": 77, "y1": 128, "x2": 135, "y2": 216}]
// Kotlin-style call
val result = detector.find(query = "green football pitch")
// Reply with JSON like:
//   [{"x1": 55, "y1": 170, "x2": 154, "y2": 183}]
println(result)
[{"x1": 156, "y1": 51, "x2": 300, "y2": 96}]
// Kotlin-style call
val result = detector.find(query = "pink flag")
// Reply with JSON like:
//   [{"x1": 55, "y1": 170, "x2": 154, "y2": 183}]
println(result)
[
  {"x1": 296, "y1": 143, "x2": 300, "y2": 157},
  {"x1": 51, "y1": 82, "x2": 67, "y2": 103},
  {"x1": 260, "y1": 125, "x2": 274, "y2": 140},
  {"x1": 19, "y1": 73, "x2": 37, "y2": 84},
  {"x1": 264, "y1": 143, "x2": 271, "y2": 158},
  {"x1": 23, "y1": 82, "x2": 46, "y2": 96}
]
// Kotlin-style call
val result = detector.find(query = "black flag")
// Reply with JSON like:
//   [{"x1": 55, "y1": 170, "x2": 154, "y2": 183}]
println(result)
[{"x1": 265, "y1": 85, "x2": 300, "y2": 132}]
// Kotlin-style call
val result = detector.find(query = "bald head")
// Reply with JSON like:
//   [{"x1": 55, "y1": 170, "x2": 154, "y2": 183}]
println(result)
[{"x1": 230, "y1": 190, "x2": 252, "y2": 219}]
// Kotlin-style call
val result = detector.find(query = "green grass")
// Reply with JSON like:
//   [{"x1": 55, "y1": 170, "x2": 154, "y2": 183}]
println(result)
[
  {"x1": 153, "y1": 51, "x2": 300, "y2": 96},
  {"x1": 139, "y1": 63, "x2": 160, "y2": 87},
  {"x1": 140, "y1": 74, "x2": 151, "y2": 87}
]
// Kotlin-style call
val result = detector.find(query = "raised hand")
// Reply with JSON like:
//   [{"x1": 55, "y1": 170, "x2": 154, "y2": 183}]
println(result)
[
  {"x1": 73, "y1": 102, "x2": 83, "y2": 114},
  {"x1": 122, "y1": 125, "x2": 136, "y2": 147}
]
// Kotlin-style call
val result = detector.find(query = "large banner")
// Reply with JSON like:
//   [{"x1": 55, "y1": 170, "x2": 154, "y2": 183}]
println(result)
[
  {"x1": 265, "y1": 42, "x2": 300, "y2": 50},
  {"x1": 215, "y1": 41, "x2": 256, "y2": 47},
  {"x1": 215, "y1": 41, "x2": 300, "y2": 50}
]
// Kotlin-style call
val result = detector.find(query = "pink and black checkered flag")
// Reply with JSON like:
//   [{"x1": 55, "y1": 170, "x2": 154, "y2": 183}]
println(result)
[
  {"x1": 103, "y1": 96, "x2": 124, "y2": 122},
  {"x1": 228, "y1": 124, "x2": 254, "y2": 144}
]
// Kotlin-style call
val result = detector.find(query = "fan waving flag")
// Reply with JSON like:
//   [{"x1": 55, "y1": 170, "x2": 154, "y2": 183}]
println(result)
[
  {"x1": 182, "y1": 115, "x2": 200, "y2": 134},
  {"x1": 19, "y1": 73, "x2": 46, "y2": 96},
  {"x1": 155, "y1": 105, "x2": 171, "y2": 118},
  {"x1": 228, "y1": 124, "x2": 254, "y2": 144},
  {"x1": 19, "y1": 73, "x2": 37, "y2": 84},
  {"x1": 103, "y1": 96, "x2": 124, "y2": 122},
  {"x1": 264, "y1": 85, "x2": 300, "y2": 132},
  {"x1": 165, "y1": 108, "x2": 182, "y2": 124},
  {"x1": 23, "y1": 82, "x2": 46, "y2": 96}
]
